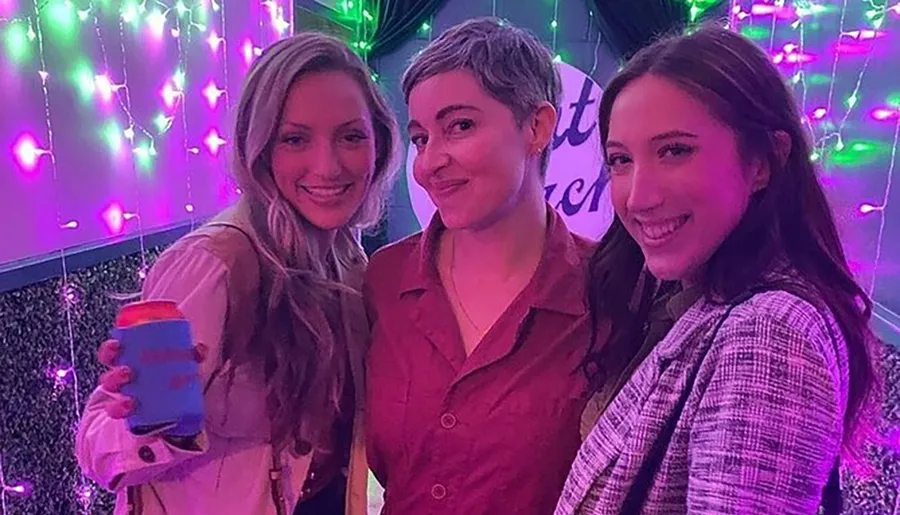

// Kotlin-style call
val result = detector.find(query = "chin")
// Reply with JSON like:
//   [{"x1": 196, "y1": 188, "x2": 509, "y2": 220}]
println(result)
[
  {"x1": 436, "y1": 200, "x2": 507, "y2": 232},
  {"x1": 643, "y1": 255, "x2": 691, "y2": 282},
  {"x1": 306, "y1": 213, "x2": 356, "y2": 231},
  {"x1": 292, "y1": 203, "x2": 356, "y2": 232}
]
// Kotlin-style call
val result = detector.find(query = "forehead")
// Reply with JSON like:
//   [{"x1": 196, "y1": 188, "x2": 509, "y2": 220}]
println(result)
[
  {"x1": 281, "y1": 70, "x2": 370, "y2": 124},
  {"x1": 408, "y1": 69, "x2": 498, "y2": 117},
  {"x1": 608, "y1": 75, "x2": 723, "y2": 141}
]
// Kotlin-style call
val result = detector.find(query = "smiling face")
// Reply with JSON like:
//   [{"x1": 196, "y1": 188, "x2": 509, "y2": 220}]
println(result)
[
  {"x1": 407, "y1": 69, "x2": 548, "y2": 231},
  {"x1": 270, "y1": 70, "x2": 376, "y2": 231},
  {"x1": 606, "y1": 74, "x2": 768, "y2": 283}
]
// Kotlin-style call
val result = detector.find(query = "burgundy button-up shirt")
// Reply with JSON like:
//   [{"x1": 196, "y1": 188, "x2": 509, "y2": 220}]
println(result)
[{"x1": 365, "y1": 208, "x2": 593, "y2": 515}]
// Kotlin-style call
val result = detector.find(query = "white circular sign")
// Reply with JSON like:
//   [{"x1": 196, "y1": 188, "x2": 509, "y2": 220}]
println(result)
[{"x1": 405, "y1": 62, "x2": 613, "y2": 240}]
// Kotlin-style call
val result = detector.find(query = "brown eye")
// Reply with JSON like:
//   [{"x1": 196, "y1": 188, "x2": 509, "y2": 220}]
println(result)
[
  {"x1": 659, "y1": 143, "x2": 695, "y2": 159},
  {"x1": 449, "y1": 119, "x2": 474, "y2": 134}
]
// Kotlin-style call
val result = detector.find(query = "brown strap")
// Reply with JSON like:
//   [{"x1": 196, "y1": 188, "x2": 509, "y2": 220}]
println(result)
[
  {"x1": 270, "y1": 448, "x2": 287, "y2": 515},
  {"x1": 126, "y1": 485, "x2": 142, "y2": 514}
]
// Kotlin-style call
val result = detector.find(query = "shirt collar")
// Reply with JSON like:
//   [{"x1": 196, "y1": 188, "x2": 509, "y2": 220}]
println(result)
[{"x1": 399, "y1": 205, "x2": 588, "y2": 316}]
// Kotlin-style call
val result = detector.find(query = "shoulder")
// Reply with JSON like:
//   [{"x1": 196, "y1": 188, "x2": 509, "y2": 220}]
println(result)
[
  {"x1": 365, "y1": 232, "x2": 423, "y2": 287},
  {"x1": 570, "y1": 233, "x2": 597, "y2": 262},
  {"x1": 718, "y1": 289, "x2": 840, "y2": 349},
  {"x1": 703, "y1": 289, "x2": 846, "y2": 396},
  {"x1": 146, "y1": 224, "x2": 259, "y2": 295},
  {"x1": 143, "y1": 234, "x2": 229, "y2": 303},
  {"x1": 149, "y1": 232, "x2": 227, "y2": 281}
]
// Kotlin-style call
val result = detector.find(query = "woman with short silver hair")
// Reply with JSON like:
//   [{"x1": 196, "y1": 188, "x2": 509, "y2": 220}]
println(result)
[{"x1": 365, "y1": 17, "x2": 599, "y2": 515}]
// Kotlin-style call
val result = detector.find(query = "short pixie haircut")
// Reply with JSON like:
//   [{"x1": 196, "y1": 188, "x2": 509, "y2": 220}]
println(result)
[{"x1": 401, "y1": 17, "x2": 561, "y2": 177}]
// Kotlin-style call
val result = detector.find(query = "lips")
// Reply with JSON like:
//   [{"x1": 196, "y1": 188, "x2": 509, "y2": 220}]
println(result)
[
  {"x1": 299, "y1": 184, "x2": 352, "y2": 201},
  {"x1": 636, "y1": 215, "x2": 690, "y2": 245},
  {"x1": 430, "y1": 179, "x2": 468, "y2": 199}
]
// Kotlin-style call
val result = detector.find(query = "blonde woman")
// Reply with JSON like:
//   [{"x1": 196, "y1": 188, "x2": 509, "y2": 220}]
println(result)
[{"x1": 75, "y1": 32, "x2": 399, "y2": 515}]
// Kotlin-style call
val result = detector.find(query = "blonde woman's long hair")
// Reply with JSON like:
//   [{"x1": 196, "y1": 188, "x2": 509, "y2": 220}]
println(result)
[{"x1": 229, "y1": 32, "x2": 399, "y2": 449}]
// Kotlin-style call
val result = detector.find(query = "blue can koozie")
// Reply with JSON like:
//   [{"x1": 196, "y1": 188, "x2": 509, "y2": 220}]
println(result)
[{"x1": 113, "y1": 300, "x2": 204, "y2": 437}]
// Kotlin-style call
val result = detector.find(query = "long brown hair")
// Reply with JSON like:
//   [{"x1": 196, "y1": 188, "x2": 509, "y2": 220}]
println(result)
[
  {"x1": 584, "y1": 26, "x2": 879, "y2": 451},
  {"x1": 229, "y1": 32, "x2": 399, "y2": 448}
]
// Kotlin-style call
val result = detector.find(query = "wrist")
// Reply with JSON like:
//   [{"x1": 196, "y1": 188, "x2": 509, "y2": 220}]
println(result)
[{"x1": 164, "y1": 433, "x2": 202, "y2": 451}]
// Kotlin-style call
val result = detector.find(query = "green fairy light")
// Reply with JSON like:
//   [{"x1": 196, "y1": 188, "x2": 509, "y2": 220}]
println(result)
[
  {"x1": 685, "y1": 0, "x2": 719, "y2": 22},
  {"x1": 195, "y1": 0, "x2": 210, "y2": 26},
  {"x1": 72, "y1": 61, "x2": 95, "y2": 102},
  {"x1": 807, "y1": 73, "x2": 832, "y2": 86},
  {"x1": 420, "y1": 22, "x2": 430, "y2": 31},
  {"x1": 887, "y1": 92, "x2": 900, "y2": 108},
  {"x1": 794, "y1": 1, "x2": 835, "y2": 17},
  {"x1": 173, "y1": 69, "x2": 186, "y2": 90},
  {"x1": 102, "y1": 122, "x2": 123, "y2": 153},
  {"x1": 826, "y1": 139, "x2": 891, "y2": 168},
  {"x1": 45, "y1": 0, "x2": 78, "y2": 43},
  {"x1": 133, "y1": 141, "x2": 156, "y2": 171},
  {"x1": 4, "y1": 23, "x2": 31, "y2": 64},
  {"x1": 154, "y1": 114, "x2": 174, "y2": 134},
  {"x1": 550, "y1": 20, "x2": 558, "y2": 30},
  {"x1": 741, "y1": 25, "x2": 770, "y2": 40},
  {"x1": 122, "y1": 2, "x2": 141, "y2": 26},
  {"x1": 553, "y1": 54, "x2": 562, "y2": 63},
  {"x1": 846, "y1": 93, "x2": 859, "y2": 109}
]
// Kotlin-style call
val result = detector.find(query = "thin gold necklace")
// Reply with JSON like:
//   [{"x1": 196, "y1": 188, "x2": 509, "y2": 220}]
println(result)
[{"x1": 447, "y1": 234, "x2": 489, "y2": 338}]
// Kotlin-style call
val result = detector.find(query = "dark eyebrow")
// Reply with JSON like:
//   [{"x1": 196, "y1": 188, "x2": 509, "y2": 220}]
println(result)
[
  {"x1": 407, "y1": 104, "x2": 481, "y2": 133},
  {"x1": 650, "y1": 130, "x2": 698, "y2": 142},
  {"x1": 606, "y1": 130, "x2": 699, "y2": 150}
]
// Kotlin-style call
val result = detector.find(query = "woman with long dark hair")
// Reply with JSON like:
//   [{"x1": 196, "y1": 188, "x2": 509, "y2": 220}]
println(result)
[{"x1": 558, "y1": 25, "x2": 879, "y2": 514}]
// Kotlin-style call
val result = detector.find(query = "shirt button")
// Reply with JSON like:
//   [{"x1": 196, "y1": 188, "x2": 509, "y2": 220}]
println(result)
[
  {"x1": 138, "y1": 445, "x2": 156, "y2": 463},
  {"x1": 431, "y1": 483, "x2": 447, "y2": 500},
  {"x1": 440, "y1": 413, "x2": 457, "y2": 429}
]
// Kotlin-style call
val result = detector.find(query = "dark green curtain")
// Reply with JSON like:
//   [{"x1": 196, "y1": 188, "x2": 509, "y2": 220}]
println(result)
[
  {"x1": 588, "y1": 0, "x2": 727, "y2": 60},
  {"x1": 368, "y1": 0, "x2": 447, "y2": 62}
]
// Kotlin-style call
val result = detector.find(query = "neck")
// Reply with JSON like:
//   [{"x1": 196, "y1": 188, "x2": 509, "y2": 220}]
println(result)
[
  {"x1": 308, "y1": 226, "x2": 338, "y2": 261},
  {"x1": 448, "y1": 197, "x2": 548, "y2": 280}
]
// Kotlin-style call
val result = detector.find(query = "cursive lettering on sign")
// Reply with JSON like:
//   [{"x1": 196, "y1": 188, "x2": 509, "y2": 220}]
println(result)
[
  {"x1": 544, "y1": 167, "x2": 609, "y2": 216},
  {"x1": 552, "y1": 77, "x2": 598, "y2": 150}
]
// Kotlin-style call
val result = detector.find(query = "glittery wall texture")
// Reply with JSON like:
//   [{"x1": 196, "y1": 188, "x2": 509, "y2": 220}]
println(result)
[
  {"x1": 0, "y1": 247, "x2": 162, "y2": 514},
  {"x1": 2, "y1": 245, "x2": 900, "y2": 514}
]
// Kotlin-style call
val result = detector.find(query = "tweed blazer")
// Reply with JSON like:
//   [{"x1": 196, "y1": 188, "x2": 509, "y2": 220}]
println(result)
[{"x1": 556, "y1": 285, "x2": 849, "y2": 515}]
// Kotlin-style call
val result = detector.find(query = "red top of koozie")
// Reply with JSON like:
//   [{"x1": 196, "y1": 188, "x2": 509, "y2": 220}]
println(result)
[{"x1": 115, "y1": 300, "x2": 185, "y2": 328}]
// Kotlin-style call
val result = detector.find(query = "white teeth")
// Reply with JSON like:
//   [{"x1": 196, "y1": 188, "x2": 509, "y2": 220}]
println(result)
[
  {"x1": 640, "y1": 216, "x2": 687, "y2": 241},
  {"x1": 301, "y1": 185, "x2": 349, "y2": 198}
]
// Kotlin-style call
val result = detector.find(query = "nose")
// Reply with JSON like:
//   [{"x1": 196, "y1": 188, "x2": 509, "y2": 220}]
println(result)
[
  {"x1": 309, "y1": 140, "x2": 342, "y2": 178},
  {"x1": 413, "y1": 138, "x2": 450, "y2": 183},
  {"x1": 625, "y1": 162, "x2": 665, "y2": 213}
]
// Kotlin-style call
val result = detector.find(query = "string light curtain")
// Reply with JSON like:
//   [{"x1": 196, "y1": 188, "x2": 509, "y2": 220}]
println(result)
[
  {"x1": 367, "y1": 0, "x2": 447, "y2": 63},
  {"x1": 588, "y1": 0, "x2": 727, "y2": 59},
  {"x1": 0, "y1": 0, "x2": 292, "y2": 512}
]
